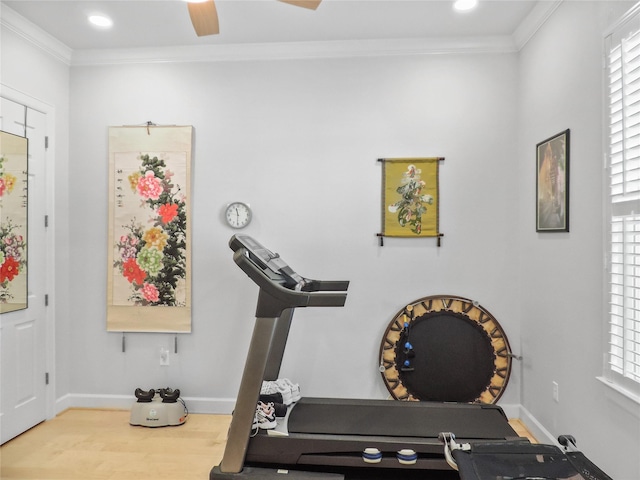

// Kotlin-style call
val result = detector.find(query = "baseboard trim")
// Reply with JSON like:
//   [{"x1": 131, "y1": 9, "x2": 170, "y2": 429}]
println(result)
[
  {"x1": 516, "y1": 405, "x2": 557, "y2": 445},
  {"x1": 56, "y1": 393, "x2": 236, "y2": 415},
  {"x1": 498, "y1": 403, "x2": 519, "y2": 420}
]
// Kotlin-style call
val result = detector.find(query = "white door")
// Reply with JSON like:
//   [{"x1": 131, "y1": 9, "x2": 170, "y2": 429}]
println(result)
[{"x1": 0, "y1": 97, "x2": 48, "y2": 444}]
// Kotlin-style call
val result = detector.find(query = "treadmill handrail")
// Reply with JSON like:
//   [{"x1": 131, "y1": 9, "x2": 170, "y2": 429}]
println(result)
[{"x1": 233, "y1": 248, "x2": 348, "y2": 317}]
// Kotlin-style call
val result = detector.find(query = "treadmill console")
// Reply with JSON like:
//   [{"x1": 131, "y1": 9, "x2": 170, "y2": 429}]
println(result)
[
  {"x1": 229, "y1": 234, "x2": 307, "y2": 290},
  {"x1": 229, "y1": 234, "x2": 349, "y2": 318}
]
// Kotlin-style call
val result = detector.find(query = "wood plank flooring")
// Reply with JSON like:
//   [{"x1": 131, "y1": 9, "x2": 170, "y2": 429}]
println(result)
[
  {"x1": 0, "y1": 409, "x2": 231, "y2": 480},
  {"x1": 0, "y1": 409, "x2": 535, "y2": 480}
]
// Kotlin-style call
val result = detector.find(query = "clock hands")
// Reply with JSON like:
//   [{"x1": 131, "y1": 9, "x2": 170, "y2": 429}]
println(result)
[{"x1": 225, "y1": 202, "x2": 251, "y2": 228}]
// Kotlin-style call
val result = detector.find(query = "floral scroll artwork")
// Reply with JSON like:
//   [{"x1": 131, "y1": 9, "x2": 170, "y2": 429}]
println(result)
[
  {"x1": 0, "y1": 131, "x2": 28, "y2": 314},
  {"x1": 107, "y1": 126, "x2": 192, "y2": 332},
  {"x1": 112, "y1": 154, "x2": 187, "y2": 307},
  {"x1": 388, "y1": 164, "x2": 434, "y2": 235},
  {"x1": 378, "y1": 157, "x2": 442, "y2": 245}
]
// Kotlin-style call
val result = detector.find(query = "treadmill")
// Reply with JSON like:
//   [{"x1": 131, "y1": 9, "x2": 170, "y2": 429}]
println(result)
[{"x1": 210, "y1": 235, "x2": 523, "y2": 479}]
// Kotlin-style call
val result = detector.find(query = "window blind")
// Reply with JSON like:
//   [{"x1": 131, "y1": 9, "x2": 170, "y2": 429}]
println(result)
[{"x1": 606, "y1": 19, "x2": 640, "y2": 391}]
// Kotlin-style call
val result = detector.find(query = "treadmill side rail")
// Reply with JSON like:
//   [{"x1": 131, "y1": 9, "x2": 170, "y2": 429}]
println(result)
[{"x1": 210, "y1": 465, "x2": 344, "y2": 479}]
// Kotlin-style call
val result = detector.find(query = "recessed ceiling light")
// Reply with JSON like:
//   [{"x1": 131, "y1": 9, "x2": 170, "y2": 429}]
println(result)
[
  {"x1": 88, "y1": 14, "x2": 113, "y2": 29},
  {"x1": 454, "y1": 0, "x2": 478, "y2": 12}
]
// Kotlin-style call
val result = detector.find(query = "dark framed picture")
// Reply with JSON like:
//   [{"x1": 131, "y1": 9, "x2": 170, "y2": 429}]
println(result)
[{"x1": 536, "y1": 129, "x2": 570, "y2": 232}]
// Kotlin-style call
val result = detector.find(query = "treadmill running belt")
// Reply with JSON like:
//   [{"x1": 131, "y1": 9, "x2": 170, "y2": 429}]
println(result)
[{"x1": 287, "y1": 398, "x2": 516, "y2": 439}]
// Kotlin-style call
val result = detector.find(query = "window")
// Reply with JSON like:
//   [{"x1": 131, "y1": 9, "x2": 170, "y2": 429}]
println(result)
[{"x1": 605, "y1": 7, "x2": 640, "y2": 398}]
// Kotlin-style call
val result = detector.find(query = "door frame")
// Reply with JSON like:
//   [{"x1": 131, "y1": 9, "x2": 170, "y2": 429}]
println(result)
[{"x1": 1, "y1": 83, "x2": 56, "y2": 421}]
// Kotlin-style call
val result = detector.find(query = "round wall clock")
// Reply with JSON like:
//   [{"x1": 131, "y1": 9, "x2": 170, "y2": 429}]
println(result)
[
  {"x1": 225, "y1": 202, "x2": 252, "y2": 229},
  {"x1": 378, "y1": 295, "x2": 512, "y2": 404}
]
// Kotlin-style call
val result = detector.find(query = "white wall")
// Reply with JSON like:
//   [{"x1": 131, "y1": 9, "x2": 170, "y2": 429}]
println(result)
[
  {"x1": 518, "y1": 1, "x2": 640, "y2": 478},
  {"x1": 67, "y1": 53, "x2": 521, "y2": 409}
]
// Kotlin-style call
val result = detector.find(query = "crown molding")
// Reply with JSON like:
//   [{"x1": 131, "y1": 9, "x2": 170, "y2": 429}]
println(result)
[
  {"x1": 2, "y1": 1, "x2": 561, "y2": 67},
  {"x1": 70, "y1": 36, "x2": 518, "y2": 66},
  {"x1": 0, "y1": 3, "x2": 72, "y2": 65},
  {"x1": 513, "y1": 0, "x2": 563, "y2": 50}
]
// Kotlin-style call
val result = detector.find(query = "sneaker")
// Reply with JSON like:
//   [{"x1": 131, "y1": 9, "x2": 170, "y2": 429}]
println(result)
[
  {"x1": 271, "y1": 402, "x2": 287, "y2": 418},
  {"x1": 259, "y1": 392, "x2": 284, "y2": 404},
  {"x1": 259, "y1": 400, "x2": 287, "y2": 417},
  {"x1": 258, "y1": 401, "x2": 275, "y2": 417},
  {"x1": 261, "y1": 380, "x2": 293, "y2": 405},
  {"x1": 252, "y1": 401, "x2": 276, "y2": 430},
  {"x1": 276, "y1": 378, "x2": 301, "y2": 402}
]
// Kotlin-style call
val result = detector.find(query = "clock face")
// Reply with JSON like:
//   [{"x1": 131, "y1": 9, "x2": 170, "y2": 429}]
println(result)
[
  {"x1": 379, "y1": 295, "x2": 512, "y2": 404},
  {"x1": 225, "y1": 202, "x2": 252, "y2": 229}
]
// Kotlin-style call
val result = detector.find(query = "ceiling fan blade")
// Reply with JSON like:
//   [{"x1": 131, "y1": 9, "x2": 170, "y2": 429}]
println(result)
[
  {"x1": 278, "y1": 0, "x2": 322, "y2": 10},
  {"x1": 187, "y1": 0, "x2": 219, "y2": 36}
]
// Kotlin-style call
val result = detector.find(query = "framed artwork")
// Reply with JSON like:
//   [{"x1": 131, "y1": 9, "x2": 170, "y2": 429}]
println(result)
[
  {"x1": 536, "y1": 129, "x2": 570, "y2": 232},
  {"x1": 378, "y1": 157, "x2": 443, "y2": 245},
  {"x1": 0, "y1": 131, "x2": 28, "y2": 313},
  {"x1": 107, "y1": 126, "x2": 192, "y2": 332}
]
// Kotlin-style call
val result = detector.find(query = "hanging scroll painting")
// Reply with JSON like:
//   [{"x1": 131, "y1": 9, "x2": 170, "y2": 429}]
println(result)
[
  {"x1": 378, "y1": 157, "x2": 442, "y2": 244},
  {"x1": 0, "y1": 131, "x2": 28, "y2": 313},
  {"x1": 107, "y1": 126, "x2": 192, "y2": 332}
]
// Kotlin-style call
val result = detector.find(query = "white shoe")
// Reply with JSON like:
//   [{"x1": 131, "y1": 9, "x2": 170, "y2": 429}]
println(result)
[
  {"x1": 277, "y1": 378, "x2": 301, "y2": 402},
  {"x1": 261, "y1": 380, "x2": 293, "y2": 405}
]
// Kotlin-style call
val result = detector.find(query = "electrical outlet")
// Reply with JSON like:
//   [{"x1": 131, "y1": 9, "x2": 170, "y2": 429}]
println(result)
[
  {"x1": 552, "y1": 381, "x2": 559, "y2": 402},
  {"x1": 159, "y1": 347, "x2": 170, "y2": 366}
]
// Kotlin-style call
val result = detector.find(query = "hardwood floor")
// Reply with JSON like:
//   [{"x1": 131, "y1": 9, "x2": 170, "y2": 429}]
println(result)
[
  {"x1": 0, "y1": 409, "x2": 535, "y2": 480},
  {"x1": 0, "y1": 409, "x2": 231, "y2": 480}
]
